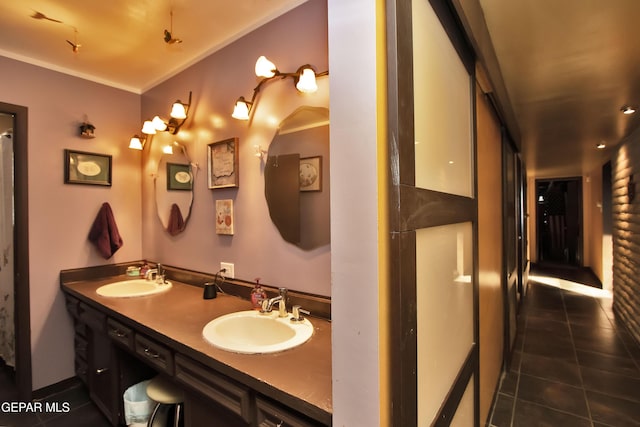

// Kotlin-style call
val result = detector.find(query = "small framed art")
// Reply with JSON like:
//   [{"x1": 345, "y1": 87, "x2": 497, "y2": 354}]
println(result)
[
  {"x1": 299, "y1": 156, "x2": 322, "y2": 192},
  {"x1": 64, "y1": 149, "x2": 112, "y2": 186},
  {"x1": 208, "y1": 137, "x2": 239, "y2": 189},
  {"x1": 215, "y1": 199, "x2": 234, "y2": 235},
  {"x1": 166, "y1": 163, "x2": 193, "y2": 191}
]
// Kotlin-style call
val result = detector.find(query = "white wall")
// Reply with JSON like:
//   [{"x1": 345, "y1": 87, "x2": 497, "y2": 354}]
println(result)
[{"x1": 328, "y1": 0, "x2": 382, "y2": 425}]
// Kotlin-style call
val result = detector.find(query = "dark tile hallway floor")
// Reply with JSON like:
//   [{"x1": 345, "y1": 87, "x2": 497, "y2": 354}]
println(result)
[
  {"x1": 0, "y1": 367, "x2": 109, "y2": 427},
  {"x1": 489, "y1": 269, "x2": 640, "y2": 426}
]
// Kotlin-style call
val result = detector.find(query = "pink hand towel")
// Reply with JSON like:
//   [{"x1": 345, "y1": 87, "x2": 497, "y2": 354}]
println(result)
[{"x1": 88, "y1": 202, "x2": 123, "y2": 259}]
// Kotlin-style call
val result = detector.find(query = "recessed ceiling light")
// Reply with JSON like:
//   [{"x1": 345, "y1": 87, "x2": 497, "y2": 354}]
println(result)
[
  {"x1": 596, "y1": 142, "x2": 606, "y2": 149},
  {"x1": 621, "y1": 105, "x2": 636, "y2": 115}
]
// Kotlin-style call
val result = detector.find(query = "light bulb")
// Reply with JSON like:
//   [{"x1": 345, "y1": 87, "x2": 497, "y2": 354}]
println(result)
[
  {"x1": 128, "y1": 136, "x2": 144, "y2": 150},
  {"x1": 296, "y1": 68, "x2": 318, "y2": 93},
  {"x1": 152, "y1": 116, "x2": 167, "y2": 131},
  {"x1": 170, "y1": 102, "x2": 187, "y2": 119},
  {"x1": 255, "y1": 56, "x2": 276, "y2": 78},
  {"x1": 232, "y1": 97, "x2": 250, "y2": 120},
  {"x1": 141, "y1": 121, "x2": 157, "y2": 135}
]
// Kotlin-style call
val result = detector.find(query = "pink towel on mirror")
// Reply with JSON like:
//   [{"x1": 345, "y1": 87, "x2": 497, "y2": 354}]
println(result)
[{"x1": 88, "y1": 202, "x2": 123, "y2": 259}]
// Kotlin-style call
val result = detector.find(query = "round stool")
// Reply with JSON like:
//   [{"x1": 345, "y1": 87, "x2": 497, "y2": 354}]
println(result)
[{"x1": 146, "y1": 376, "x2": 184, "y2": 427}]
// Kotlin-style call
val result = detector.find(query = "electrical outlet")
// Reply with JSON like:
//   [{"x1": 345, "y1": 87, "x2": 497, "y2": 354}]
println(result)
[{"x1": 220, "y1": 262, "x2": 234, "y2": 279}]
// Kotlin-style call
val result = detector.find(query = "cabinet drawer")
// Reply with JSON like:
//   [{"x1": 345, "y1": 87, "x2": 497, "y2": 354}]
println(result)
[
  {"x1": 107, "y1": 318, "x2": 134, "y2": 350},
  {"x1": 256, "y1": 397, "x2": 325, "y2": 427},
  {"x1": 134, "y1": 334, "x2": 174, "y2": 375},
  {"x1": 175, "y1": 354, "x2": 251, "y2": 423},
  {"x1": 78, "y1": 302, "x2": 106, "y2": 332}
]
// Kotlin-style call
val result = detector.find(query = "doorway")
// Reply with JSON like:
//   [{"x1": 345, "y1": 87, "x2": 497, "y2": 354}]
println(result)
[
  {"x1": 535, "y1": 178, "x2": 583, "y2": 266},
  {"x1": 0, "y1": 103, "x2": 31, "y2": 400}
]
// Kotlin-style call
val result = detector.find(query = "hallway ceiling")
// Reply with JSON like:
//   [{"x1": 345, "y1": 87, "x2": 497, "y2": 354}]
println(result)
[
  {"x1": 0, "y1": 0, "x2": 306, "y2": 93},
  {"x1": 1, "y1": 1, "x2": 638, "y2": 178},
  {"x1": 477, "y1": 0, "x2": 640, "y2": 177}
]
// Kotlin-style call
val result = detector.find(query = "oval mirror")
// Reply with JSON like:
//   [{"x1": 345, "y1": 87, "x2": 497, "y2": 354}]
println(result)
[
  {"x1": 154, "y1": 143, "x2": 196, "y2": 235},
  {"x1": 265, "y1": 106, "x2": 330, "y2": 250}
]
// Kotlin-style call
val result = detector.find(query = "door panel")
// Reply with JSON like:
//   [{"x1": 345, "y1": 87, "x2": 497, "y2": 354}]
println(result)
[
  {"x1": 387, "y1": 0, "x2": 478, "y2": 425},
  {"x1": 416, "y1": 223, "x2": 474, "y2": 423}
]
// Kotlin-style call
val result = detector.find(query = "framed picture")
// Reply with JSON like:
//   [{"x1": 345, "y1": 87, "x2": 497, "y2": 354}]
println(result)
[
  {"x1": 64, "y1": 149, "x2": 112, "y2": 186},
  {"x1": 166, "y1": 163, "x2": 193, "y2": 191},
  {"x1": 299, "y1": 156, "x2": 322, "y2": 192},
  {"x1": 215, "y1": 199, "x2": 234, "y2": 235},
  {"x1": 208, "y1": 137, "x2": 239, "y2": 189}
]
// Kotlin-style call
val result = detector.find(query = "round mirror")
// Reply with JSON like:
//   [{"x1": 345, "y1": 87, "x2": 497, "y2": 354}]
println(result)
[
  {"x1": 265, "y1": 106, "x2": 330, "y2": 250},
  {"x1": 154, "y1": 143, "x2": 196, "y2": 235}
]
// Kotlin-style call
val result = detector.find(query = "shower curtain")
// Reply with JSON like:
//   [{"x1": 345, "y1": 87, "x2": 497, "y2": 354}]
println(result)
[{"x1": 0, "y1": 130, "x2": 15, "y2": 367}]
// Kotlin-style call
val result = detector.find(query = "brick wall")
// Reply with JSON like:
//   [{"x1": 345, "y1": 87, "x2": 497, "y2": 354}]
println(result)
[{"x1": 612, "y1": 127, "x2": 640, "y2": 342}]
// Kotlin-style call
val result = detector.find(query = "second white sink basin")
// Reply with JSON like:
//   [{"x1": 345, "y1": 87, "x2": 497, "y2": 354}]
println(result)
[
  {"x1": 96, "y1": 279, "x2": 172, "y2": 298},
  {"x1": 202, "y1": 310, "x2": 313, "y2": 354}
]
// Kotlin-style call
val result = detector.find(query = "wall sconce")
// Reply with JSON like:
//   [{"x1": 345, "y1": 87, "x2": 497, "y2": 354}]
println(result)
[
  {"x1": 129, "y1": 91, "x2": 192, "y2": 150},
  {"x1": 232, "y1": 56, "x2": 328, "y2": 121},
  {"x1": 254, "y1": 145, "x2": 267, "y2": 159}
]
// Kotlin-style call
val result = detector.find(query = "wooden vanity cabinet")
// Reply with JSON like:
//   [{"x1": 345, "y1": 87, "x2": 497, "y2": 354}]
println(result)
[
  {"x1": 72, "y1": 299, "x2": 118, "y2": 426},
  {"x1": 63, "y1": 287, "x2": 331, "y2": 427}
]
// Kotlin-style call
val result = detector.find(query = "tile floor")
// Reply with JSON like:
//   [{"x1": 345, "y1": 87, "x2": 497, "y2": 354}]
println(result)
[
  {"x1": 488, "y1": 266, "x2": 640, "y2": 426},
  {"x1": 0, "y1": 367, "x2": 109, "y2": 427}
]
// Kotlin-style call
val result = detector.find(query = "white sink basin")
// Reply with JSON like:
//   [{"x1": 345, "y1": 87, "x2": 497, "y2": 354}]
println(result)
[
  {"x1": 96, "y1": 279, "x2": 172, "y2": 298},
  {"x1": 202, "y1": 310, "x2": 313, "y2": 354}
]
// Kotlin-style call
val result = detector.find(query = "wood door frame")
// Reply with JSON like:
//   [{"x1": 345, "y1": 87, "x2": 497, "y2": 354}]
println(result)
[
  {"x1": 386, "y1": 0, "x2": 479, "y2": 424},
  {"x1": 0, "y1": 102, "x2": 31, "y2": 400}
]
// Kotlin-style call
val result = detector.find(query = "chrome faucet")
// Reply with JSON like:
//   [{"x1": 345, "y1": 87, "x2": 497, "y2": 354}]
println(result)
[
  {"x1": 261, "y1": 288, "x2": 288, "y2": 317},
  {"x1": 145, "y1": 263, "x2": 166, "y2": 284},
  {"x1": 156, "y1": 263, "x2": 165, "y2": 285},
  {"x1": 145, "y1": 268, "x2": 157, "y2": 280}
]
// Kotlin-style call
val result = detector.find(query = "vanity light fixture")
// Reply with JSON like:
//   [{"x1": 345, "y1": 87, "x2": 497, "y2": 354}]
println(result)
[
  {"x1": 621, "y1": 105, "x2": 636, "y2": 115},
  {"x1": 129, "y1": 91, "x2": 192, "y2": 149},
  {"x1": 232, "y1": 56, "x2": 328, "y2": 121}
]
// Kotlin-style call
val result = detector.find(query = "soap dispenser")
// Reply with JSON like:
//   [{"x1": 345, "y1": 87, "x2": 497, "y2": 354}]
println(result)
[{"x1": 250, "y1": 278, "x2": 267, "y2": 310}]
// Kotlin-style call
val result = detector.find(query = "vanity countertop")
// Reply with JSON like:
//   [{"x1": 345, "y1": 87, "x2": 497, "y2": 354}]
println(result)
[{"x1": 61, "y1": 275, "x2": 332, "y2": 423}]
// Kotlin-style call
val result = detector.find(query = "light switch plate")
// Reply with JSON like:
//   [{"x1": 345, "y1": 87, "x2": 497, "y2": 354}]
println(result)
[{"x1": 220, "y1": 262, "x2": 234, "y2": 279}]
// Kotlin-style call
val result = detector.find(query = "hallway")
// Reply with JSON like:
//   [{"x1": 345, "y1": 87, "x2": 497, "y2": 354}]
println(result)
[{"x1": 489, "y1": 274, "x2": 640, "y2": 426}]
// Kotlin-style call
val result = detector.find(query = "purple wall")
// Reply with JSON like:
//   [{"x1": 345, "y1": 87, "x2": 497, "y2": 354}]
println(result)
[
  {"x1": 0, "y1": 0, "x2": 328, "y2": 390},
  {"x1": 140, "y1": 1, "x2": 330, "y2": 295},
  {"x1": 0, "y1": 56, "x2": 142, "y2": 389}
]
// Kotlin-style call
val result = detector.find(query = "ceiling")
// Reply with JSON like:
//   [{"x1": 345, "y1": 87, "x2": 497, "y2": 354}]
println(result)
[
  {"x1": 0, "y1": 0, "x2": 306, "y2": 93},
  {"x1": 476, "y1": 0, "x2": 640, "y2": 177},
  {"x1": 1, "y1": 1, "x2": 639, "y2": 178}
]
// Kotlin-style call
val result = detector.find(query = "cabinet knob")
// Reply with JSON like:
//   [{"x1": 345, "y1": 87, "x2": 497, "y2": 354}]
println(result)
[{"x1": 96, "y1": 368, "x2": 108, "y2": 375}]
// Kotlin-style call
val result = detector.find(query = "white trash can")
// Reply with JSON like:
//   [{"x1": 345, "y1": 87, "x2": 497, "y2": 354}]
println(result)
[{"x1": 123, "y1": 380, "x2": 156, "y2": 427}]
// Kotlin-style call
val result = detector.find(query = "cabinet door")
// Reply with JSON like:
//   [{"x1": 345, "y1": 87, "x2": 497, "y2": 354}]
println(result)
[{"x1": 88, "y1": 328, "x2": 118, "y2": 426}]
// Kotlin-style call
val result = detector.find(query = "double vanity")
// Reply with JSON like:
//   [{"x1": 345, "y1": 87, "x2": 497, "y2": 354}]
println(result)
[{"x1": 61, "y1": 263, "x2": 332, "y2": 427}]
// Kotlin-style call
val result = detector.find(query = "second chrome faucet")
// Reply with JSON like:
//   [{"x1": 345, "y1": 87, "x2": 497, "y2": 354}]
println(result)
[{"x1": 261, "y1": 287, "x2": 288, "y2": 317}]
